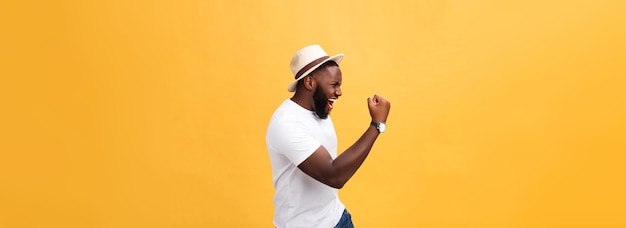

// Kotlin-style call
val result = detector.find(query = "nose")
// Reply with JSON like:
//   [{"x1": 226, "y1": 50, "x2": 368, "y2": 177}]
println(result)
[{"x1": 335, "y1": 87, "x2": 342, "y2": 97}]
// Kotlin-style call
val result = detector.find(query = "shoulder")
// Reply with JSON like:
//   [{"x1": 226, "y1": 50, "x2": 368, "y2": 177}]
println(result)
[
  {"x1": 268, "y1": 110, "x2": 311, "y2": 134},
  {"x1": 267, "y1": 103, "x2": 315, "y2": 139},
  {"x1": 270, "y1": 100, "x2": 313, "y2": 124}
]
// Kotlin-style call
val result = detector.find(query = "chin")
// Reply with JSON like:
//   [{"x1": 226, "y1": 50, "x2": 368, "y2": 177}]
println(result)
[{"x1": 315, "y1": 110, "x2": 329, "y2": 119}]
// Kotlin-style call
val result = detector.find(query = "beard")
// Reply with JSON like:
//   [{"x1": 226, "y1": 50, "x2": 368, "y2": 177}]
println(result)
[{"x1": 313, "y1": 86, "x2": 329, "y2": 119}]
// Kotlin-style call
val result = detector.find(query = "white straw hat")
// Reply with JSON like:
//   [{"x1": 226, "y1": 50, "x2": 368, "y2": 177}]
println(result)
[{"x1": 288, "y1": 44, "x2": 344, "y2": 92}]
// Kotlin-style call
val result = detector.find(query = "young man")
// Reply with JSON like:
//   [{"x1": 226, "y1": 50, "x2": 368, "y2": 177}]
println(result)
[{"x1": 266, "y1": 44, "x2": 391, "y2": 228}]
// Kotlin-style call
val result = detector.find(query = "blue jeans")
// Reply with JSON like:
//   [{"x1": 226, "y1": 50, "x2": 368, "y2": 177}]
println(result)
[{"x1": 334, "y1": 209, "x2": 354, "y2": 228}]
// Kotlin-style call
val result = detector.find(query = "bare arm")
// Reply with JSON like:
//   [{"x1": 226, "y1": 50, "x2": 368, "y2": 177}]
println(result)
[{"x1": 298, "y1": 94, "x2": 391, "y2": 189}]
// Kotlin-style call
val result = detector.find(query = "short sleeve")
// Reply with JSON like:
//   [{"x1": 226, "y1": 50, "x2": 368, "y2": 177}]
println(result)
[{"x1": 267, "y1": 118, "x2": 322, "y2": 166}]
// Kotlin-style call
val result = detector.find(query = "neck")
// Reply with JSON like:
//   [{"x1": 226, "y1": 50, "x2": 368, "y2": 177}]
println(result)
[{"x1": 291, "y1": 91, "x2": 314, "y2": 111}]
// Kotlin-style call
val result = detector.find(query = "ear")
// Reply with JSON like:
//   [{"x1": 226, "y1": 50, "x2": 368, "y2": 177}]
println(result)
[{"x1": 304, "y1": 75, "x2": 315, "y2": 91}]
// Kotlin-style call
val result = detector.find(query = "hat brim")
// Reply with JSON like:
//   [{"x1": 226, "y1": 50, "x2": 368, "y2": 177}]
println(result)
[{"x1": 288, "y1": 54, "x2": 344, "y2": 92}]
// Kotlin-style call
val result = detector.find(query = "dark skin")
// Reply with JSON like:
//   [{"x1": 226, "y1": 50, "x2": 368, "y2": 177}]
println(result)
[{"x1": 291, "y1": 63, "x2": 391, "y2": 189}]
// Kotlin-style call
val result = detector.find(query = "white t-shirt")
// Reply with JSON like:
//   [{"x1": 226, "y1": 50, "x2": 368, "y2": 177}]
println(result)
[{"x1": 266, "y1": 99, "x2": 345, "y2": 228}]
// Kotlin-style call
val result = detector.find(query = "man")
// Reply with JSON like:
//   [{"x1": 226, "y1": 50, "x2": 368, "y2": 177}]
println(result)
[{"x1": 266, "y1": 44, "x2": 391, "y2": 228}]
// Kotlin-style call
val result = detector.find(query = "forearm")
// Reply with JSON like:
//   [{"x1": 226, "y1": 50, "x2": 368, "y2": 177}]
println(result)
[
  {"x1": 297, "y1": 94, "x2": 390, "y2": 189},
  {"x1": 330, "y1": 125, "x2": 380, "y2": 188}
]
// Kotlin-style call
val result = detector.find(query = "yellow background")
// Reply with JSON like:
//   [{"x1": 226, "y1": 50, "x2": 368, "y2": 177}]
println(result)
[{"x1": 1, "y1": 0, "x2": 625, "y2": 227}]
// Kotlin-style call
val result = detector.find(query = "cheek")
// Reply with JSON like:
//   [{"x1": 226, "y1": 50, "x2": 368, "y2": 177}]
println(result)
[
  {"x1": 328, "y1": 89, "x2": 338, "y2": 98},
  {"x1": 324, "y1": 87, "x2": 334, "y2": 97}
]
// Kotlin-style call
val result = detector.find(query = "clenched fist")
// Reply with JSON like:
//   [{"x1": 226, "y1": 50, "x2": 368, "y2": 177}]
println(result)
[{"x1": 367, "y1": 94, "x2": 390, "y2": 123}]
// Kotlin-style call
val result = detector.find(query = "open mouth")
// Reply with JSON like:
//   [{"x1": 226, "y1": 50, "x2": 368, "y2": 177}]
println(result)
[{"x1": 328, "y1": 98, "x2": 336, "y2": 110}]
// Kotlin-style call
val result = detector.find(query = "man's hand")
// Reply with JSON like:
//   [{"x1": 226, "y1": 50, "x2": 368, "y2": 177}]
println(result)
[{"x1": 368, "y1": 94, "x2": 390, "y2": 123}]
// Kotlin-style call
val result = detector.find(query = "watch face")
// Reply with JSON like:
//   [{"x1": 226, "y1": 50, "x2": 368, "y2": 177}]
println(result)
[{"x1": 379, "y1": 123, "x2": 386, "y2": 132}]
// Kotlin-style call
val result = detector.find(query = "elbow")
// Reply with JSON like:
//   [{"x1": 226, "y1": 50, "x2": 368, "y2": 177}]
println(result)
[
  {"x1": 326, "y1": 177, "x2": 346, "y2": 189},
  {"x1": 331, "y1": 183, "x2": 345, "y2": 189}
]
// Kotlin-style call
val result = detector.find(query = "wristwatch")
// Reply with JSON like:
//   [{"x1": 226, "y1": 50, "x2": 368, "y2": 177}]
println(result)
[{"x1": 370, "y1": 121, "x2": 386, "y2": 133}]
